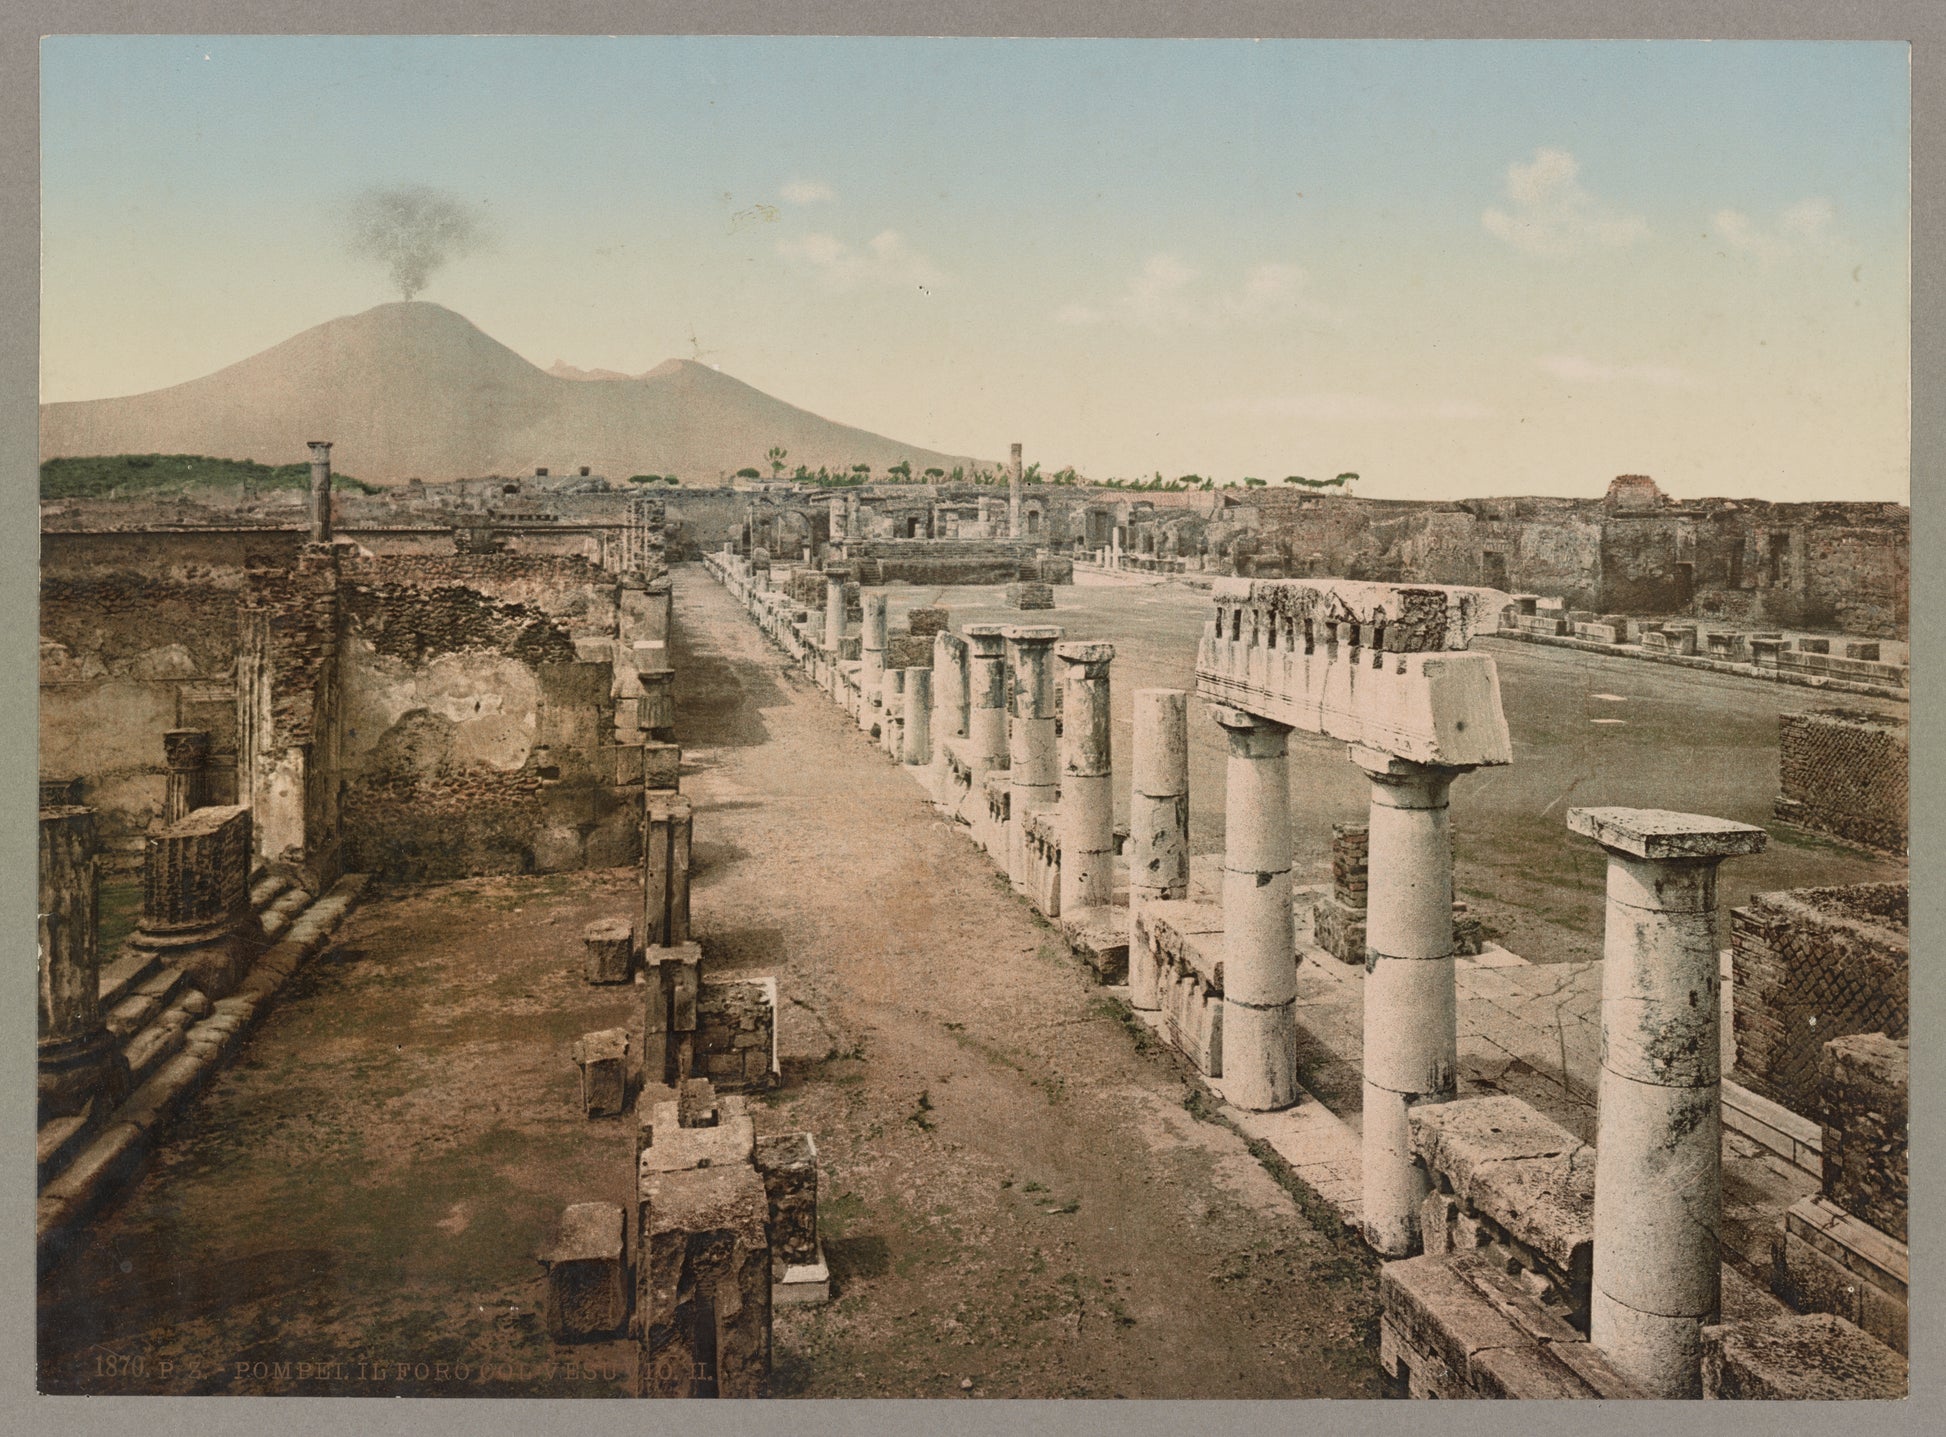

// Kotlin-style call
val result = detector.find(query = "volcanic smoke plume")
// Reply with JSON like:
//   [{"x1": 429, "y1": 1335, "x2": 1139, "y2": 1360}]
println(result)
[{"x1": 345, "y1": 184, "x2": 486, "y2": 300}]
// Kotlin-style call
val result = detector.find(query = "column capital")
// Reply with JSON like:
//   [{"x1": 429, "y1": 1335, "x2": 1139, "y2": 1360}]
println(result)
[
  {"x1": 1000, "y1": 624, "x2": 1062, "y2": 645},
  {"x1": 1348, "y1": 744, "x2": 1474, "y2": 781},
  {"x1": 1054, "y1": 641, "x2": 1115, "y2": 675},
  {"x1": 1206, "y1": 702, "x2": 1291, "y2": 736},
  {"x1": 963, "y1": 623, "x2": 1009, "y2": 656},
  {"x1": 163, "y1": 728, "x2": 212, "y2": 770},
  {"x1": 1568, "y1": 807, "x2": 1768, "y2": 862}
]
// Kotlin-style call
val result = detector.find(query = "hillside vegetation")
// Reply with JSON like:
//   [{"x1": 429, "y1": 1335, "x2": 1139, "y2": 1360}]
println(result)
[{"x1": 41, "y1": 453, "x2": 380, "y2": 501}]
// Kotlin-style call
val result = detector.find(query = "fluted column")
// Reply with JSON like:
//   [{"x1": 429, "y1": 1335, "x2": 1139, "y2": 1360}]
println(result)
[
  {"x1": 162, "y1": 728, "x2": 211, "y2": 825},
  {"x1": 860, "y1": 593, "x2": 888, "y2": 735},
  {"x1": 903, "y1": 667, "x2": 932, "y2": 767},
  {"x1": 39, "y1": 807, "x2": 128, "y2": 1121},
  {"x1": 823, "y1": 576, "x2": 845, "y2": 696},
  {"x1": 963, "y1": 625, "x2": 1010, "y2": 853}
]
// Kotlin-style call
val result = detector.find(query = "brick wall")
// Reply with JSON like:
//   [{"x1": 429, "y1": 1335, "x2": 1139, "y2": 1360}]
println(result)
[
  {"x1": 1820, "y1": 1032, "x2": 1907, "y2": 1241},
  {"x1": 1730, "y1": 884, "x2": 1908, "y2": 1119},
  {"x1": 1775, "y1": 709, "x2": 1907, "y2": 853},
  {"x1": 694, "y1": 978, "x2": 776, "y2": 1091}
]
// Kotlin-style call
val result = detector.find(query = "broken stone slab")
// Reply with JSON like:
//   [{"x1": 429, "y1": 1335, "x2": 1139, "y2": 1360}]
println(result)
[
  {"x1": 541, "y1": 1201, "x2": 629, "y2": 1340},
  {"x1": 572, "y1": 1028, "x2": 630, "y2": 1117},
  {"x1": 1059, "y1": 903, "x2": 1130, "y2": 984},
  {"x1": 1701, "y1": 1312, "x2": 1905, "y2": 1399},
  {"x1": 581, "y1": 918, "x2": 634, "y2": 985}
]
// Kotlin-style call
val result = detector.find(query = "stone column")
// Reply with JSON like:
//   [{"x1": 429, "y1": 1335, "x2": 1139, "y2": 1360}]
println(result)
[
  {"x1": 829, "y1": 494, "x2": 846, "y2": 541},
  {"x1": 1569, "y1": 807, "x2": 1767, "y2": 1399},
  {"x1": 1055, "y1": 643, "x2": 1115, "y2": 915},
  {"x1": 964, "y1": 625, "x2": 1010, "y2": 850},
  {"x1": 880, "y1": 668, "x2": 905, "y2": 757},
  {"x1": 1009, "y1": 441, "x2": 1024, "y2": 538},
  {"x1": 162, "y1": 728, "x2": 212, "y2": 825},
  {"x1": 928, "y1": 634, "x2": 967, "y2": 803},
  {"x1": 1355, "y1": 749, "x2": 1464, "y2": 1257},
  {"x1": 823, "y1": 576, "x2": 846, "y2": 696},
  {"x1": 1211, "y1": 706, "x2": 1297, "y2": 1111},
  {"x1": 38, "y1": 807, "x2": 128, "y2": 1122},
  {"x1": 1128, "y1": 690, "x2": 1189, "y2": 1010},
  {"x1": 307, "y1": 440, "x2": 333, "y2": 543},
  {"x1": 859, "y1": 593, "x2": 888, "y2": 735},
  {"x1": 903, "y1": 667, "x2": 932, "y2": 767},
  {"x1": 132, "y1": 804, "x2": 259, "y2": 999},
  {"x1": 1004, "y1": 626, "x2": 1062, "y2": 897}
]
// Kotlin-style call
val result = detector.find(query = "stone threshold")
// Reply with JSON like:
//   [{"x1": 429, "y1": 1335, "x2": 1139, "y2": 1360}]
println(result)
[{"x1": 37, "y1": 873, "x2": 370, "y2": 1274}]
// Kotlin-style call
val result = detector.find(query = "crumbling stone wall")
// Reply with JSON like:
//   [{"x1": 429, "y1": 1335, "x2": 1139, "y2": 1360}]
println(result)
[
  {"x1": 1819, "y1": 1032, "x2": 1907, "y2": 1242},
  {"x1": 1730, "y1": 884, "x2": 1908, "y2": 1119},
  {"x1": 1775, "y1": 709, "x2": 1907, "y2": 853},
  {"x1": 693, "y1": 978, "x2": 777, "y2": 1091}
]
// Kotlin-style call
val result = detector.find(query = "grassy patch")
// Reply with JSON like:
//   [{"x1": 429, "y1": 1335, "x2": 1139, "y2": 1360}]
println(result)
[{"x1": 41, "y1": 453, "x2": 382, "y2": 500}]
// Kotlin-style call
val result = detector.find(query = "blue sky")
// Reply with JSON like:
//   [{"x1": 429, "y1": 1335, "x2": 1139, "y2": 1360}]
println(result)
[{"x1": 41, "y1": 36, "x2": 1910, "y2": 500}]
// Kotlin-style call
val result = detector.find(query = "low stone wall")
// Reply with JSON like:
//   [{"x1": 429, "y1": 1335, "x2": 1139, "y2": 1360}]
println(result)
[
  {"x1": 1138, "y1": 900, "x2": 1225, "y2": 1077},
  {"x1": 1730, "y1": 883, "x2": 1908, "y2": 1119},
  {"x1": 1774, "y1": 708, "x2": 1908, "y2": 853},
  {"x1": 693, "y1": 977, "x2": 777, "y2": 1092}
]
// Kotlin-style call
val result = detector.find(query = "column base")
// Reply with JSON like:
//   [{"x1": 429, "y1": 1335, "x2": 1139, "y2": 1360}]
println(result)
[
  {"x1": 131, "y1": 918, "x2": 260, "y2": 1000},
  {"x1": 38, "y1": 1027, "x2": 130, "y2": 1125}
]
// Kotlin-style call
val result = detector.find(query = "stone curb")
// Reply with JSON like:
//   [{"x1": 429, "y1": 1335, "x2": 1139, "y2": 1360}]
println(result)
[{"x1": 1484, "y1": 629, "x2": 1907, "y2": 702}]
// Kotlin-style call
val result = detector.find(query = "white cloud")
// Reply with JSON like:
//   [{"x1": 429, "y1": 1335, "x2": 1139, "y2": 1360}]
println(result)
[
  {"x1": 781, "y1": 179, "x2": 835, "y2": 205},
  {"x1": 1710, "y1": 197, "x2": 1837, "y2": 259},
  {"x1": 1482, "y1": 147, "x2": 1650, "y2": 257},
  {"x1": 1204, "y1": 392, "x2": 1494, "y2": 422},
  {"x1": 1056, "y1": 254, "x2": 1340, "y2": 331},
  {"x1": 775, "y1": 228, "x2": 944, "y2": 292},
  {"x1": 1538, "y1": 353, "x2": 1696, "y2": 389}
]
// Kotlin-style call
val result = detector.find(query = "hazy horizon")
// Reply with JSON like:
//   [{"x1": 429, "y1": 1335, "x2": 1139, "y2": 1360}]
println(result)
[{"x1": 41, "y1": 36, "x2": 1910, "y2": 502}]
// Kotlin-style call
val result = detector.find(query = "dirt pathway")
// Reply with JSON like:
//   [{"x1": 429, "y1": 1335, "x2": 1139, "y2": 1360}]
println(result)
[{"x1": 673, "y1": 565, "x2": 1382, "y2": 1398}]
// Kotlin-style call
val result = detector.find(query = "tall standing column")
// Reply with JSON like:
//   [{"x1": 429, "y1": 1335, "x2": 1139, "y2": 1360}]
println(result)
[
  {"x1": 38, "y1": 807, "x2": 128, "y2": 1122},
  {"x1": 1055, "y1": 643, "x2": 1115, "y2": 914},
  {"x1": 859, "y1": 593, "x2": 888, "y2": 735},
  {"x1": 903, "y1": 667, "x2": 932, "y2": 767},
  {"x1": 823, "y1": 575, "x2": 846, "y2": 697},
  {"x1": 963, "y1": 625, "x2": 1010, "y2": 851},
  {"x1": 1211, "y1": 705, "x2": 1297, "y2": 1111},
  {"x1": 1008, "y1": 441, "x2": 1024, "y2": 538},
  {"x1": 1128, "y1": 689, "x2": 1189, "y2": 1010},
  {"x1": 1004, "y1": 626, "x2": 1062, "y2": 897},
  {"x1": 928, "y1": 632, "x2": 967, "y2": 802},
  {"x1": 162, "y1": 728, "x2": 211, "y2": 825},
  {"x1": 829, "y1": 494, "x2": 846, "y2": 541},
  {"x1": 307, "y1": 440, "x2": 334, "y2": 543},
  {"x1": 1569, "y1": 806, "x2": 1766, "y2": 1399},
  {"x1": 1356, "y1": 748, "x2": 1464, "y2": 1257}
]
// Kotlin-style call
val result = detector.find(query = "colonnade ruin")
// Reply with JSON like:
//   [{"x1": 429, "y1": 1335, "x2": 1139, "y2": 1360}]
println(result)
[{"x1": 34, "y1": 441, "x2": 1909, "y2": 1402}]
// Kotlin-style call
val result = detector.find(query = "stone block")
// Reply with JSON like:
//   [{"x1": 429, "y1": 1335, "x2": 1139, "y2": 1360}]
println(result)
[
  {"x1": 572, "y1": 1028, "x2": 630, "y2": 1117},
  {"x1": 1774, "y1": 1194, "x2": 1907, "y2": 1354},
  {"x1": 1006, "y1": 581, "x2": 1056, "y2": 610},
  {"x1": 1819, "y1": 1031, "x2": 1906, "y2": 1240},
  {"x1": 906, "y1": 606, "x2": 950, "y2": 636},
  {"x1": 581, "y1": 917, "x2": 634, "y2": 985},
  {"x1": 643, "y1": 795, "x2": 693, "y2": 948},
  {"x1": 642, "y1": 741, "x2": 681, "y2": 792},
  {"x1": 1702, "y1": 1313, "x2": 1905, "y2": 1399},
  {"x1": 541, "y1": 1201, "x2": 629, "y2": 1340},
  {"x1": 754, "y1": 1131, "x2": 819, "y2": 1267}
]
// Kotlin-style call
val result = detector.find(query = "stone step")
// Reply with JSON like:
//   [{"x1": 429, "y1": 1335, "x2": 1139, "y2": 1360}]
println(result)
[
  {"x1": 36, "y1": 1111, "x2": 93, "y2": 1184},
  {"x1": 97, "y1": 947, "x2": 161, "y2": 1011},
  {"x1": 250, "y1": 872, "x2": 293, "y2": 910},
  {"x1": 104, "y1": 964, "x2": 186, "y2": 1041},
  {"x1": 257, "y1": 885, "x2": 314, "y2": 943},
  {"x1": 122, "y1": 1010, "x2": 191, "y2": 1090}
]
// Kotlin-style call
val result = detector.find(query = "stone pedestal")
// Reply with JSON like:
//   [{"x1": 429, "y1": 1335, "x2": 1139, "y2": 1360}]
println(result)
[
  {"x1": 38, "y1": 807, "x2": 128, "y2": 1123},
  {"x1": 573, "y1": 1028, "x2": 631, "y2": 1117},
  {"x1": 542, "y1": 1201, "x2": 629, "y2": 1339},
  {"x1": 582, "y1": 917, "x2": 635, "y2": 984},
  {"x1": 1568, "y1": 806, "x2": 1767, "y2": 1399},
  {"x1": 1128, "y1": 689, "x2": 1189, "y2": 1011},
  {"x1": 640, "y1": 667, "x2": 676, "y2": 742},
  {"x1": 1004, "y1": 626, "x2": 1062, "y2": 898},
  {"x1": 903, "y1": 667, "x2": 932, "y2": 767},
  {"x1": 859, "y1": 593, "x2": 888, "y2": 735},
  {"x1": 130, "y1": 804, "x2": 259, "y2": 1000},
  {"x1": 162, "y1": 728, "x2": 211, "y2": 825},
  {"x1": 1358, "y1": 751, "x2": 1464, "y2": 1258},
  {"x1": 1211, "y1": 704, "x2": 1297, "y2": 1111},
  {"x1": 1055, "y1": 643, "x2": 1115, "y2": 914},
  {"x1": 964, "y1": 625, "x2": 1010, "y2": 855}
]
